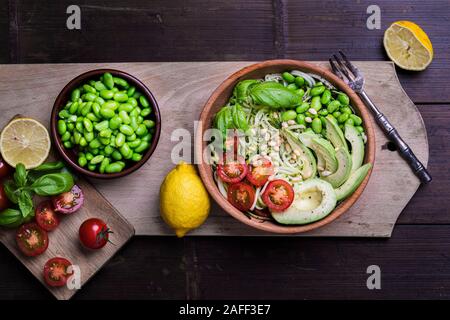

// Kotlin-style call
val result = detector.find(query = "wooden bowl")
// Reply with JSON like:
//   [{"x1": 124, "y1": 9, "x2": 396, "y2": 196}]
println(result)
[
  {"x1": 51, "y1": 69, "x2": 161, "y2": 179},
  {"x1": 196, "y1": 60, "x2": 375, "y2": 234}
]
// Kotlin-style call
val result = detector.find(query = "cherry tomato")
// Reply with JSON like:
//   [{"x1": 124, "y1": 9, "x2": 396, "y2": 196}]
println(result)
[
  {"x1": 43, "y1": 257, "x2": 73, "y2": 287},
  {"x1": 16, "y1": 223, "x2": 49, "y2": 257},
  {"x1": 0, "y1": 158, "x2": 13, "y2": 180},
  {"x1": 262, "y1": 179, "x2": 295, "y2": 212},
  {"x1": 246, "y1": 156, "x2": 274, "y2": 187},
  {"x1": 227, "y1": 182, "x2": 255, "y2": 211},
  {"x1": 217, "y1": 155, "x2": 248, "y2": 184},
  {"x1": 79, "y1": 218, "x2": 112, "y2": 250},
  {"x1": 52, "y1": 184, "x2": 84, "y2": 214},
  {"x1": 35, "y1": 200, "x2": 59, "y2": 232},
  {"x1": 0, "y1": 184, "x2": 11, "y2": 211}
]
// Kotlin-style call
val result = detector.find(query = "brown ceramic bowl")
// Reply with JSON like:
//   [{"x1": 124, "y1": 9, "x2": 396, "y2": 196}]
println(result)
[
  {"x1": 196, "y1": 60, "x2": 375, "y2": 234},
  {"x1": 51, "y1": 69, "x2": 161, "y2": 179}
]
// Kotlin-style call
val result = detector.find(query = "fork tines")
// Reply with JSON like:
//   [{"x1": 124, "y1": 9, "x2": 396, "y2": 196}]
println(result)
[{"x1": 329, "y1": 51, "x2": 364, "y2": 91}]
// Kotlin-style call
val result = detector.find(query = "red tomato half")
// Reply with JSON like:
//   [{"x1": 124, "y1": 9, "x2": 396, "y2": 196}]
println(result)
[
  {"x1": 79, "y1": 218, "x2": 112, "y2": 250},
  {"x1": 0, "y1": 184, "x2": 11, "y2": 211},
  {"x1": 246, "y1": 156, "x2": 274, "y2": 187},
  {"x1": 35, "y1": 200, "x2": 60, "y2": 232},
  {"x1": 217, "y1": 155, "x2": 248, "y2": 184},
  {"x1": 227, "y1": 182, "x2": 255, "y2": 211},
  {"x1": 43, "y1": 257, "x2": 73, "y2": 287},
  {"x1": 16, "y1": 223, "x2": 49, "y2": 257},
  {"x1": 262, "y1": 180, "x2": 295, "y2": 212}
]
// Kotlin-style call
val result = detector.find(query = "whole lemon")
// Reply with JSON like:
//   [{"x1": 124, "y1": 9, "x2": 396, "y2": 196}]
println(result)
[{"x1": 160, "y1": 161, "x2": 210, "y2": 237}]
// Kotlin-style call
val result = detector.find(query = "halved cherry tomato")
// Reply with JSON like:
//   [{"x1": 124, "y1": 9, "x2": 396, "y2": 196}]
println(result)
[
  {"x1": 43, "y1": 257, "x2": 73, "y2": 287},
  {"x1": 262, "y1": 179, "x2": 294, "y2": 212},
  {"x1": 227, "y1": 182, "x2": 255, "y2": 211},
  {"x1": 16, "y1": 223, "x2": 49, "y2": 257},
  {"x1": 79, "y1": 218, "x2": 112, "y2": 250},
  {"x1": 246, "y1": 156, "x2": 274, "y2": 187},
  {"x1": 217, "y1": 155, "x2": 248, "y2": 184},
  {"x1": 35, "y1": 200, "x2": 59, "y2": 232},
  {"x1": 52, "y1": 184, "x2": 84, "y2": 214}
]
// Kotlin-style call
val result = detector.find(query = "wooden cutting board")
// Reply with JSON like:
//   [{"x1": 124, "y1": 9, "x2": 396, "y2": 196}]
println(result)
[
  {"x1": 0, "y1": 61, "x2": 428, "y2": 238},
  {"x1": 0, "y1": 179, "x2": 135, "y2": 300}
]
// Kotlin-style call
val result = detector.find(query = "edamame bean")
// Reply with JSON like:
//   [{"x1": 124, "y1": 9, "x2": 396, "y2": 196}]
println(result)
[
  {"x1": 89, "y1": 139, "x2": 101, "y2": 149},
  {"x1": 59, "y1": 109, "x2": 70, "y2": 119},
  {"x1": 75, "y1": 122, "x2": 83, "y2": 133},
  {"x1": 319, "y1": 109, "x2": 329, "y2": 116},
  {"x1": 310, "y1": 86, "x2": 325, "y2": 97},
  {"x1": 281, "y1": 110, "x2": 297, "y2": 122},
  {"x1": 127, "y1": 133, "x2": 137, "y2": 141},
  {"x1": 286, "y1": 83, "x2": 297, "y2": 91},
  {"x1": 332, "y1": 111, "x2": 341, "y2": 118},
  {"x1": 71, "y1": 89, "x2": 81, "y2": 102},
  {"x1": 128, "y1": 139, "x2": 141, "y2": 149},
  {"x1": 83, "y1": 118, "x2": 93, "y2": 132},
  {"x1": 85, "y1": 153, "x2": 94, "y2": 161},
  {"x1": 296, "y1": 102, "x2": 309, "y2": 114},
  {"x1": 109, "y1": 116, "x2": 122, "y2": 130},
  {"x1": 327, "y1": 100, "x2": 340, "y2": 113},
  {"x1": 321, "y1": 90, "x2": 331, "y2": 105},
  {"x1": 120, "y1": 124, "x2": 134, "y2": 136},
  {"x1": 338, "y1": 113, "x2": 349, "y2": 123},
  {"x1": 94, "y1": 81, "x2": 107, "y2": 91},
  {"x1": 112, "y1": 150, "x2": 122, "y2": 161},
  {"x1": 294, "y1": 76, "x2": 305, "y2": 87},
  {"x1": 99, "y1": 129, "x2": 112, "y2": 138},
  {"x1": 100, "y1": 107, "x2": 115, "y2": 119},
  {"x1": 100, "y1": 90, "x2": 114, "y2": 100},
  {"x1": 349, "y1": 114, "x2": 362, "y2": 126},
  {"x1": 143, "y1": 119, "x2": 155, "y2": 128},
  {"x1": 92, "y1": 103, "x2": 101, "y2": 118},
  {"x1": 337, "y1": 93, "x2": 350, "y2": 105},
  {"x1": 355, "y1": 126, "x2": 364, "y2": 133},
  {"x1": 103, "y1": 100, "x2": 118, "y2": 111},
  {"x1": 73, "y1": 131, "x2": 82, "y2": 144},
  {"x1": 99, "y1": 157, "x2": 110, "y2": 174},
  {"x1": 127, "y1": 86, "x2": 136, "y2": 97},
  {"x1": 69, "y1": 101, "x2": 79, "y2": 114},
  {"x1": 84, "y1": 93, "x2": 97, "y2": 102},
  {"x1": 61, "y1": 131, "x2": 71, "y2": 142},
  {"x1": 80, "y1": 102, "x2": 93, "y2": 116},
  {"x1": 63, "y1": 141, "x2": 73, "y2": 149},
  {"x1": 296, "y1": 114, "x2": 306, "y2": 125},
  {"x1": 83, "y1": 84, "x2": 96, "y2": 94},
  {"x1": 95, "y1": 120, "x2": 109, "y2": 131},
  {"x1": 119, "y1": 103, "x2": 134, "y2": 113},
  {"x1": 345, "y1": 118, "x2": 354, "y2": 126},
  {"x1": 341, "y1": 106, "x2": 352, "y2": 114},
  {"x1": 131, "y1": 153, "x2": 142, "y2": 162},
  {"x1": 119, "y1": 143, "x2": 132, "y2": 158},
  {"x1": 87, "y1": 164, "x2": 96, "y2": 171},
  {"x1": 95, "y1": 97, "x2": 105, "y2": 105},
  {"x1": 79, "y1": 137, "x2": 88, "y2": 147},
  {"x1": 86, "y1": 113, "x2": 100, "y2": 122},
  {"x1": 103, "y1": 73, "x2": 114, "y2": 90},
  {"x1": 311, "y1": 96, "x2": 322, "y2": 111},
  {"x1": 134, "y1": 141, "x2": 149, "y2": 153},
  {"x1": 128, "y1": 97, "x2": 138, "y2": 107},
  {"x1": 99, "y1": 137, "x2": 110, "y2": 145},
  {"x1": 135, "y1": 124, "x2": 147, "y2": 136},
  {"x1": 78, "y1": 156, "x2": 87, "y2": 167},
  {"x1": 104, "y1": 145, "x2": 114, "y2": 155},
  {"x1": 130, "y1": 116, "x2": 139, "y2": 130},
  {"x1": 141, "y1": 133, "x2": 152, "y2": 142},
  {"x1": 282, "y1": 72, "x2": 295, "y2": 83},
  {"x1": 119, "y1": 110, "x2": 131, "y2": 124},
  {"x1": 67, "y1": 123, "x2": 75, "y2": 132},
  {"x1": 57, "y1": 120, "x2": 67, "y2": 135},
  {"x1": 113, "y1": 77, "x2": 129, "y2": 88},
  {"x1": 90, "y1": 155, "x2": 104, "y2": 165},
  {"x1": 115, "y1": 133, "x2": 126, "y2": 147},
  {"x1": 105, "y1": 162, "x2": 123, "y2": 173},
  {"x1": 139, "y1": 96, "x2": 150, "y2": 108},
  {"x1": 114, "y1": 92, "x2": 129, "y2": 102}
]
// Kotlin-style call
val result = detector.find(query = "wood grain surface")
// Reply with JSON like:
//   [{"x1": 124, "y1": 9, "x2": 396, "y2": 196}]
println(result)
[
  {"x1": 0, "y1": 61, "x2": 428, "y2": 237},
  {"x1": 0, "y1": 179, "x2": 135, "y2": 300}
]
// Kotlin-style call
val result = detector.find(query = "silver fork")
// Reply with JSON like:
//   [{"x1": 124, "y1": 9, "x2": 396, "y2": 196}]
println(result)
[{"x1": 329, "y1": 51, "x2": 432, "y2": 184}]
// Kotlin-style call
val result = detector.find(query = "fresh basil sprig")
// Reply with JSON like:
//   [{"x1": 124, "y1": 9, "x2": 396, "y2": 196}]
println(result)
[{"x1": 0, "y1": 162, "x2": 75, "y2": 227}]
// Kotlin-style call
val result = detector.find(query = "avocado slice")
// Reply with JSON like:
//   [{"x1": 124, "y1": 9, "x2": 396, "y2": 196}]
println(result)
[
  {"x1": 283, "y1": 129, "x2": 317, "y2": 180},
  {"x1": 335, "y1": 163, "x2": 372, "y2": 201},
  {"x1": 344, "y1": 124, "x2": 365, "y2": 172},
  {"x1": 321, "y1": 147, "x2": 352, "y2": 188},
  {"x1": 325, "y1": 115, "x2": 348, "y2": 151},
  {"x1": 271, "y1": 179, "x2": 337, "y2": 225},
  {"x1": 304, "y1": 136, "x2": 338, "y2": 174}
]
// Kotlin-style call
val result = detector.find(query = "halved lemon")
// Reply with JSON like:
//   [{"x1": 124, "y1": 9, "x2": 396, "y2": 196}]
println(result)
[
  {"x1": 0, "y1": 118, "x2": 51, "y2": 169},
  {"x1": 384, "y1": 21, "x2": 433, "y2": 71}
]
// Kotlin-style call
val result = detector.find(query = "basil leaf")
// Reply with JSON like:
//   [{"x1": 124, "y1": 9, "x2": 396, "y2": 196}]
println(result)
[
  {"x1": 249, "y1": 82, "x2": 302, "y2": 109},
  {"x1": 14, "y1": 163, "x2": 27, "y2": 187},
  {"x1": 18, "y1": 190, "x2": 33, "y2": 218},
  {"x1": 233, "y1": 79, "x2": 259, "y2": 104},
  {"x1": 231, "y1": 104, "x2": 249, "y2": 132},
  {"x1": 0, "y1": 208, "x2": 25, "y2": 228},
  {"x1": 31, "y1": 172, "x2": 74, "y2": 196},
  {"x1": 32, "y1": 161, "x2": 64, "y2": 172},
  {"x1": 3, "y1": 180, "x2": 19, "y2": 204}
]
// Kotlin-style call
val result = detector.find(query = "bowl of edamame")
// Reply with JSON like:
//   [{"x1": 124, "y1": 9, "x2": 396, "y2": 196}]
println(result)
[{"x1": 51, "y1": 69, "x2": 161, "y2": 179}]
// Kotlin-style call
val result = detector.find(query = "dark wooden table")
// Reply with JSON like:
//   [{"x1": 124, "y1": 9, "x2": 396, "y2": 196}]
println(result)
[{"x1": 1, "y1": 0, "x2": 449, "y2": 300}]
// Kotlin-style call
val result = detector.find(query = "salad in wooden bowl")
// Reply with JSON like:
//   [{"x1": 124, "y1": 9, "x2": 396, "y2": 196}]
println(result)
[{"x1": 196, "y1": 60, "x2": 375, "y2": 234}]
